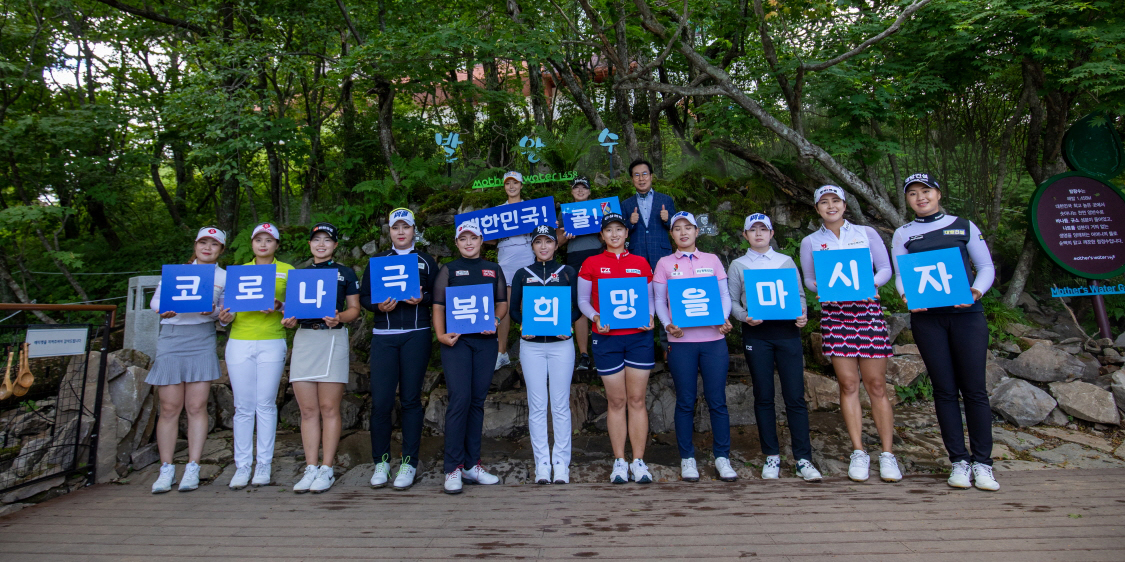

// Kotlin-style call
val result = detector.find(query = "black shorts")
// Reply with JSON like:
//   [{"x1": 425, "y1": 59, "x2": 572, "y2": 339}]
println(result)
[{"x1": 566, "y1": 247, "x2": 602, "y2": 270}]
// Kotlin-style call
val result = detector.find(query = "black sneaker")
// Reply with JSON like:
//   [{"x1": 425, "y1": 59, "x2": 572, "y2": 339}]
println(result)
[{"x1": 577, "y1": 353, "x2": 592, "y2": 371}]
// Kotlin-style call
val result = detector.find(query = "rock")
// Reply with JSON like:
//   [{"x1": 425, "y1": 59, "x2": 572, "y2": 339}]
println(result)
[
  {"x1": 5, "y1": 409, "x2": 53, "y2": 438},
  {"x1": 1029, "y1": 443, "x2": 1125, "y2": 468},
  {"x1": 334, "y1": 432, "x2": 372, "y2": 468},
  {"x1": 886, "y1": 355, "x2": 926, "y2": 387},
  {"x1": 695, "y1": 382, "x2": 754, "y2": 432},
  {"x1": 1008, "y1": 343, "x2": 1088, "y2": 383},
  {"x1": 491, "y1": 366, "x2": 518, "y2": 392},
  {"x1": 0, "y1": 503, "x2": 30, "y2": 517},
  {"x1": 998, "y1": 342, "x2": 1021, "y2": 355},
  {"x1": 808, "y1": 333, "x2": 830, "y2": 366},
  {"x1": 1102, "y1": 347, "x2": 1123, "y2": 364},
  {"x1": 362, "y1": 240, "x2": 379, "y2": 255},
  {"x1": 423, "y1": 388, "x2": 448, "y2": 434},
  {"x1": 212, "y1": 384, "x2": 235, "y2": 429},
  {"x1": 1048, "y1": 381, "x2": 1120, "y2": 425},
  {"x1": 893, "y1": 344, "x2": 919, "y2": 355},
  {"x1": 421, "y1": 371, "x2": 443, "y2": 395},
  {"x1": 1031, "y1": 426, "x2": 1115, "y2": 453},
  {"x1": 103, "y1": 352, "x2": 128, "y2": 382},
  {"x1": 340, "y1": 394, "x2": 364, "y2": 430},
  {"x1": 96, "y1": 398, "x2": 120, "y2": 483},
  {"x1": 1045, "y1": 407, "x2": 1070, "y2": 426},
  {"x1": 1005, "y1": 323, "x2": 1035, "y2": 338},
  {"x1": 1116, "y1": 332, "x2": 1125, "y2": 347},
  {"x1": 1111, "y1": 372, "x2": 1125, "y2": 412},
  {"x1": 990, "y1": 378, "x2": 1057, "y2": 427},
  {"x1": 991, "y1": 443, "x2": 1014, "y2": 460},
  {"x1": 1, "y1": 476, "x2": 64, "y2": 504},
  {"x1": 985, "y1": 360, "x2": 1009, "y2": 396},
  {"x1": 280, "y1": 398, "x2": 301, "y2": 428},
  {"x1": 645, "y1": 372, "x2": 677, "y2": 434},
  {"x1": 109, "y1": 348, "x2": 152, "y2": 370},
  {"x1": 13, "y1": 436, "x2": 51, "y2": 477},
  {"x1": 130, "y1": 442, "x2": 159, "y2": 470},
  {"x1": 345, "y1": 362, "x2": 370, "y2": 394},
  {"x1": 587, "y1": 387, "x2": 607, "y2": 417},
  {"x1": 108, "y1": 365, "x2": 150, "y2": 423},
  {"x1": 886, "y1": 313, "x2": 910, "y2": 344},
  {"x1": 803, "y1": 371, "x2": 840, "y2": 411},
  {"x1": 1015, "y1": 292, "x2": 1041, "y2": 314},
  {"x1": 991, "y1": 427, "x2": 1043, "y2": 451},
  {"x1": 481, "y1": 390, "x2": 528, "y2": 438},
  {"x1": 569, "y1": 383, "x2": 588, "y2": 433},
  {"x1": 591, "y1": 411, "x2": 608, "y2": 431}
]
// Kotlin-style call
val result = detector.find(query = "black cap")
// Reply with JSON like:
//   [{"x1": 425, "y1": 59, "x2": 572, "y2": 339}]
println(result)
[
  {"x1": 601, "y1": 212, "x2": 627, "y2": 229},
  {"x1": 571, "y1": 176, "x2": 590, "y2": 189},
  {"x1": 532, "y1": 224, "x2": 557, "y2": 242},
  {"x1": 903, "y1": 173, "x2": 941, "y2": 193},
  {"x1": 309, "y1": 222, "x2": 339, "y2": 242}
]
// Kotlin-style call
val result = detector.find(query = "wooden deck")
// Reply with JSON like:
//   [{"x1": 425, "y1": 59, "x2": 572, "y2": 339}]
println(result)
[{"x1": 1, "y1": 468, "x2": 1123, "y2": 561}]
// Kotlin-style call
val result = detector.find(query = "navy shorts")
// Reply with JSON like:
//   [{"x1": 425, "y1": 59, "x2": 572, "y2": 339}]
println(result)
[{"x1": 591, "y1": 331, "x2": 655, "y2": 375}]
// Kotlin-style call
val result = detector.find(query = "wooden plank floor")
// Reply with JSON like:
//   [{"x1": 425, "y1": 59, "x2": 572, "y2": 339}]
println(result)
[{"x1": 1, "y1": 469, "x2": 1123, "y2": 561}]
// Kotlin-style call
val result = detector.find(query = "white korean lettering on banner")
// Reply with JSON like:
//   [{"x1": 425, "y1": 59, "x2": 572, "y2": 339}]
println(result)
[
  {"x1": 610, "y1": 289, "x2": 638, "y2": 319},
  {"x1": 755, "y1": 280, "x2": 789, "y2": 308},
  {"x1": 682, "y1": 287, "x2": 710, "y2": 317},
  {"x1": 520, "y1": 206, "x2": 540, "y2": 225},
  {"x1": 533, "y1": 296, "x2": 559, "y2": 324},
  {"x1": 479, "y1": 215, "x2": 499, "y2": 236},
  {"x1": 571, "y1": 208, "x2": 591, "y2": 229},
  {"x1": 383, "y1": 265, "x2": 408, "y2": 291},
  {"x1": 915, "y1": 262, "x2": 954, "y2": 294},
  {"x1": 299, "y1": 279, "x2": 327, "y2": 307},
  {"x1": 236, "y1": 276, "x2": 263, "y2": 300},
  {"x1": 500, "y1": 210, "x2": 519, "y2": 231},
  {"x1": 828, "y1": 260, "x2": 860, "y2": 288},
  {"x1": 172, "y1": 276, "x2": 203, "y2": 301},
  {"x1": 452, "y1": 295, "x2": 479, "y2": 321}
]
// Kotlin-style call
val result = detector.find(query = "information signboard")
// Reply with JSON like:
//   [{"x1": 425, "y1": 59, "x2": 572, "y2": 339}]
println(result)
[{"x1": 1028, "y1": 173, "x2": 1125, "y2": 279}]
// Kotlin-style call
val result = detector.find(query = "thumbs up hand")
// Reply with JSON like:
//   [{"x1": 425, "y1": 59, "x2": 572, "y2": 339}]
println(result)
[
  {"x1": 660, "y1": 204, "x2": 669, "y2": 222},
  {"x1": 630, "y1": 206, "x2": 640, "y2": 225}
]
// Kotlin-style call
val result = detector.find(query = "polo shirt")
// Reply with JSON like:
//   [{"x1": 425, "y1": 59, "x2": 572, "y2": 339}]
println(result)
[
  {"x1": 798, "y1": 220, "x2": 892, "y2": 293},
  {"x1": 577, "y1": 250, "x2": 654, "y2": 336},
  {"x1": 652, "y1": 250, "x2": 730, "y2": 342},
  {"x1": 229, "y1": 258, "x2": 294, "y2": 341},
  {"x1": 296, "y1": 259, "x2": 360, "y2": 328}
]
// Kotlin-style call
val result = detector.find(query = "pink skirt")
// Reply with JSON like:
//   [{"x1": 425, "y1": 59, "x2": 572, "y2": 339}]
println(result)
[{"x1": 820, "y1": 301, "x2": 893, "y2": 358}]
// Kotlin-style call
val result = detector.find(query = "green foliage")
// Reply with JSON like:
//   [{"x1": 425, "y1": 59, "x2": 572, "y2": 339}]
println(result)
[
  {"x1": 895, "y1": 374, "x2": 934, "y2": 405},
  {"x1": 982, "y1": 290, "x2": 1027, "y2": 344}
]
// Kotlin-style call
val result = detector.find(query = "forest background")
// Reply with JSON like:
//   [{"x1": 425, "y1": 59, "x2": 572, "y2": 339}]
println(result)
[{"x1": 1, "y1": 0, "x2": 1123, "y2": 338}]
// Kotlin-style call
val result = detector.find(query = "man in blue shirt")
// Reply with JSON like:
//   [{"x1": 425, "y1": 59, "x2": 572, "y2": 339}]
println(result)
[{"x1": 621, "y1": 159, "x2": 676, "y2": 360}]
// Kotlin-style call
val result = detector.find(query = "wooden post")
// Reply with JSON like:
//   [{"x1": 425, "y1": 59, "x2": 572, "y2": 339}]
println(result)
[{"x1": 1089, "y1": 280, "x2": 1114, "y2": 339}]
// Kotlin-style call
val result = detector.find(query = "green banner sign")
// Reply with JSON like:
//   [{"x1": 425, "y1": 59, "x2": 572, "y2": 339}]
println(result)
[{"x1": 472, "y1": 171, "x2": 578, "y2": 190}]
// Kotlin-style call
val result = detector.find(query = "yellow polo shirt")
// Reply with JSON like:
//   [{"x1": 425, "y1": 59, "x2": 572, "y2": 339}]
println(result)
[{"x1": 229, "y1": 258, "x2": 294, "y2": 340}]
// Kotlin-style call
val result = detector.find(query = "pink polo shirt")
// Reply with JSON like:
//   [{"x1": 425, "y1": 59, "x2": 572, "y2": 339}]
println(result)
[{"x1": 653, "y1": 250, "x2": 731, "y2": 343}]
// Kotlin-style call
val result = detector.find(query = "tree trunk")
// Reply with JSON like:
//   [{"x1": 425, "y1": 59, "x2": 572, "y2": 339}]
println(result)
[
  {"x1": 151, "y1": 141, "x2": 184, "y2": 227},
  {"x1": 373, "y1": 79, "x2": 400, "y2": 187},
  {"x1": 1003, "y1": 232, "x2": 1037, "y2": 307},
  {"x1": 0, "y1": 249, "x2": 55, "y2": 323},
  {"x1": 217, "y1": 173, "x2": 240, "y2": 234}
]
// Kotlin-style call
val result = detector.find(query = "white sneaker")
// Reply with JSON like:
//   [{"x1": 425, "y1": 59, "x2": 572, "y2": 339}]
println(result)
[
  {"x1": 715, "y1": 457, "x2": 738, "y2": 482},
  {"x1": 393, "y1": 462, "x2": 417, "y2": 490},
  {"x1": 534, "y1": 462, "x2": 551, "y2": 485},
  {"x1": 680, "y1": 458, "x2": 699, "y2": 482},
  {"x1": 294, "y1": 465, "x2": 318, "y2": 493},
  {"x1": 310, "y1": 465, "x2": 335, "y2": 493},
  {"x1": 462, "y1": 463, "x2": 500, "y2": 485},
  {"x1": 630, "y1": 459, "x2": 653, "y2": 484},
  {"x1": 971, "y1": 462, "x2": 999, "y2": 491},
  {"x1": 761, "y1": 455, "x2": 781, "y2": 480},
  {"x1": 948, "y1": 460, "x2": 971, "y2": 489},
  {"x1": 879, "y1": 452, "x2": 902, "y2": 482},
  {"x1": 178, "y1": 462, "x2": 200, "y2": 492},
  {"x1": 369, "y1": 460, "x2": 390, "y2": 488},
  {"x1": 610, "y1": 458, "x2": 629, "y2": 484},
  {"x1": 848, "y1": 450, "x2": 870, "y2": 482},
  {"x1": 552, "y1": 463, "x2": 569, "y2": 484},
  {"x1": 251, "y1": 463, "x2": 271, "y2": 487},
  {"x1": 495, "y1": 352, "x2": 510, "y2": 370},
  {"x1": 796, "y1": 459, "x2": 823, "y2": 482},
  {"x1": 152, "y1": 463, "x2": 175, "y2": 494},
  {"x1": 444, "y1": 468, "x2": 463, "y2": 494},
  {"x1": 228, "y1": 465, "x2": 252, "y2": 490}
]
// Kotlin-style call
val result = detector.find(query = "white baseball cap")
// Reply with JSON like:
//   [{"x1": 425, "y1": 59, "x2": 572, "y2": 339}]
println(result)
[
  {"x1": 502, "y1": 171, "x2": 523, "y2": 183},
  {"x1": 195, "y1": 226, "x2": 227, "y2": 245},
  {"x1": 743, "y1": 213, "x2": 773, "y2": 231},
  {"x1": 389, "y1": 207, "x2": 415, "y2": 227},
  {"x1": 668, "y1": 211, "x2": 697, "y2": 231},
  {"x1": 455, "y1": 222, "x2": 482, "y2": 239},
  {"x1": 251, "y1": 222, "x2": 280, "y2": 241},
  {"x1": 814, "y1": 185, "x2": 846, "y2": 203}
]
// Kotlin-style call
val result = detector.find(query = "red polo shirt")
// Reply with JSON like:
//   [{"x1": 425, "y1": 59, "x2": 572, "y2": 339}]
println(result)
[{"x1": 578, "y1": 250, "x2": 653, "y2": 336}]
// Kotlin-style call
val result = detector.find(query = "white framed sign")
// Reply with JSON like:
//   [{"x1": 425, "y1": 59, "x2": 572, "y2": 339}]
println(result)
[{"x1": 25, "y1": 327, "x2": 88, "y2": 358}]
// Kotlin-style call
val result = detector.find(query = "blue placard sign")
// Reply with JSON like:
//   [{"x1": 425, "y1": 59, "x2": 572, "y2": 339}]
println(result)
[
  {"x1": 225, "y1": 264, "x2": 276, "y2": 313},
  {"x1": 812, "y1": 248, "x2": 877, "y2": 302},
  {"x1": 521, "y1": 286, "x2": 571, "y2": 337},
  {"x1": 369, "y1": 255, "x2": 422, "y2": 302},
  {"x1": 284, "y1": 269, "x2": 338, "y2": 319},
  {"x1": 158, "y1": 264, "x2": 216, "y2": 314},
  {"x1": 560, "y1": 197, "x2": 622, "y2": 236},
  {"x1": 668, "y1": 277, "x2": 726, "y2": 328},
  {"x1": 897, "y1": 248, "x2": 974, "y2": 309},
  {"x1": 742, "y1": 268, "x2": 802, "y2": 320},
  {"x1": 597, "y1": 277, "x2": 650, "y2": 330},
  {"x1": 453, "y1": 196, "x2": 557, "y2": 241},
  {"x1": 444, "y1": 284, "x2": 495, "y2": 334}
]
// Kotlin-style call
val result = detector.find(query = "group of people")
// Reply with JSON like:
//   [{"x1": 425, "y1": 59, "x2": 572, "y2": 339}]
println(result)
[{"x1": 145, "y1": 160, "x2": 1001, "y2": 496}]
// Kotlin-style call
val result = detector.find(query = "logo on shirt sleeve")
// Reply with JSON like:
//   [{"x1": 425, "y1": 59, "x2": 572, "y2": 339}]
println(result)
[
  {"x1": 909, "y1": 235, "x2": 923, "y2": 242},
  {"x1": 482, "y1": 270, "x2": 496, "y2": 278}
]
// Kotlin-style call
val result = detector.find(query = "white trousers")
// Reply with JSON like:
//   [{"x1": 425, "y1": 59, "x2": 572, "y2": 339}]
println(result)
[
  {"x1": 521, "y1": 339, "x2": 575, "y2": 468},
  {"x1": 226, "y1": 338, "x2": 287, "y2": 468}
]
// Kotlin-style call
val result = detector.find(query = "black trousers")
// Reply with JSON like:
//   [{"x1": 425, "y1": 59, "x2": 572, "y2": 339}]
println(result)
[
  {"x1": 912, "y1": 311, "x2": 993, "y2": 466},
  {"x1": 369, "y1": 329, "x2": 432, "y2": 467},
  {"x1": 744, "y1": 336, "x2": 812, "y2": 461},
  {"x1": 441, "y1": 336, "x2": 497, "y2": 473}
]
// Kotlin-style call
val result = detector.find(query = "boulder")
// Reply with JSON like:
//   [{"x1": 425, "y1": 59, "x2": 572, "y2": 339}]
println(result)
[
  {"x1": 13, "y1": 436, "x2": 51, "y2": 478},
  {"x1": 423, "y1": 388, "x2": 448, "y2": 434},
  {"x1": 481, "y1": 390, "x2": 528, "y2": 438},
  {"x1": 808, "y1": 333, "x2": 830, "y2": 366},
  {"x1": 491, "y1": 366, "x2": 519, "y2": 392},
  {"x1": 107, "y1": 365, "x2": 150, "y2": 423},
  {"x1": 1103, "y1": 347, "x2": 1123, "y2": 365},
  {"x1": 421, "y1": 370, "x2": 443, "y2": 395},
  {"x1": 340, "y1": 394, "x2": 365, "y2": 430},
  {"x1": 991, "y1": 427, "x2": 1043, "y2": 451},
  {"x1": 345, "y1": 361, "x2": 370, "y2": 394},
  {"x1": 1110, "y1": 372, "x2": 1125, "y2": 412},
  {"x1": 1045, "y1": 407, "x2": 1070, "y2": 426},
  {"x1": 1005, "y1": 323, "x2": 1035, "y2": 338},
  {"x1": 108, "y1": 348, "x2": 152, "y2": 370},
  {"x1": 985, "y1": 359, "x2": 1009, "y2": 396},
  {"x1": 1007, "y1": 343, "x2": 1088, "y2": 383},
  {"x1": 362, "y1": 240, "x2": 379, "y2": 255},
  {"x1": 1, "y1": 475, "x2": 64, "y2": 504},
  {"x1": 1048, "y1": 381, "x2": 1120, "y2": 425},
  {"x1": 211, "y1": 384, "x2": 235, "y2": 429},
  {"x1": 893, "y1": 344, "x2": 919, "y2": 355},
  {"x1": 1116, "y1": 332, "x2": 1125, "y2": 347},
  {"x1": 1015, "y1": 292, "x2": 1042, "y2": 314},
  {"x1": 130, "y1": 442, "x2": 160, "y2": 470},
  {"x1": 645, "y1": 372, "x2": 677, "y2": 434},
  {"x1": 886, "y1": 355, "x2": 926, "y2": 387},
  {"x1": 280, "y1": 398, "x2": 301, "y2": 428},
  {"x1": 587, "y1": 387, "x2": 608, "y2": 417},
  {"x1": 695, "y1": 382, "x2": 754, "y2": 432},
  {"x1": 990, "y1": 378, "x2": 1057, "y2": 427},
  {"x1": 886, "y1": 313, "x2": 910, "y2": 344},
  {"x1": 568, "y1": 384, "x2": 588, "y2": 433},
  {"x1": 804, "y1": 371, "x2": 840, "y2": 411}
]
